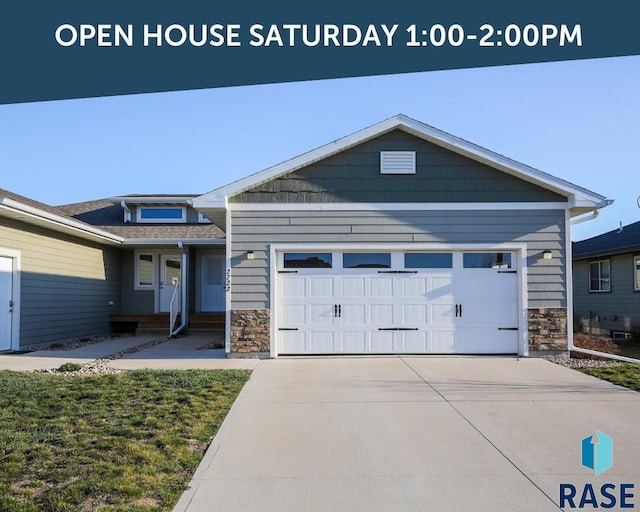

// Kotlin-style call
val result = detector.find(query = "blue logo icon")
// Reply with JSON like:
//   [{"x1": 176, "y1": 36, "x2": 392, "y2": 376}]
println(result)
[{"x1": 582, "y1": 430, "x2": 613, "y2": 476}]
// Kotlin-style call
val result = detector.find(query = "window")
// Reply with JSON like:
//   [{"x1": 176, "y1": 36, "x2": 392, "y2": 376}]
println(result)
[
  {"x1": 634, "y1": 256, "x2": 640, "y2": 291},
  {"x1": 135, "y1": 253, "x2": 155, "y2": 289},
  {"x1": 136, "y1": 206, "x2": 186, "y2": 223},
  {"x1": 589, "y1": 260, "x2": 611, "y2": 292},
  {"x1": 463, "y1": 252, "x2": 512, "y2": 269},
  {"x1": 284, "y1": 253, "x2": 332, "y2": 269},
  {"x1": 380, "y1": 151, "x2": 416, "y2": 174},
  {"x1": 404, "y1": 253, "x2": 453, "y2": 268},
  {"x1": 343, "y1": 253, "x2": 391, "y2": 269}
]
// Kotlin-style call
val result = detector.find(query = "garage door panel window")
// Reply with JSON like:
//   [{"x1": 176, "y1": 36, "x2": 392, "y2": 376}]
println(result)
[
  {"x1": 284, "y1": 252, "x2": 332, "y2": 268},
  {"x1": 463, "y1": 252, "x2": 512, "y2": 269},
  {"x1": 343, "y1": 253, "x2": 391, "y2": 269},
  {"x1": 404, "y1": 252, "x2": 453, "y2": 268}
]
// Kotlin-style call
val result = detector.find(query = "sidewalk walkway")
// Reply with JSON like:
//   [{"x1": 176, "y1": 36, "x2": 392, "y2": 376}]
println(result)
[
  {"x1": 111, "y1": 336, "x2": 258, "y2": 370},
  {"x1": 0, "y1": 335, "x2": 158, "y2": 371},
  {"x1": 0, "y1": 335, "x2": 258, "y2": 371}
]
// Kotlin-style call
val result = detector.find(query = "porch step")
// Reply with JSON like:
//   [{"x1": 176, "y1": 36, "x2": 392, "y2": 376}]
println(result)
[
  {"x1": 110, "y1": 313, "x2": 224, "y2": 336},
  {"x1": 189, "y1": 313, "x2": 225, "y2": 331},
  {"x1": 110, "y1": 313, "x2": 176, "y2": 336}
]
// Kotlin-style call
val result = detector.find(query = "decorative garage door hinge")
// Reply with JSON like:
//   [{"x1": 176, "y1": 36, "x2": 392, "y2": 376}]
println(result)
[
  {"x1": 278, "y1": 270, "x2": 298, "y2": 274},
  {"x1": 278, "y1": 327, "x2": 299, "y2": 331},
  {"x1": 377, "y1": 270, "x2": 419, "y2": 274},
  {"x1": 498, "y1": 327, "x2": 519, "y2": 330},
  {"x1": 378, "y1": 327, "x2": 420, "y2": 331}
]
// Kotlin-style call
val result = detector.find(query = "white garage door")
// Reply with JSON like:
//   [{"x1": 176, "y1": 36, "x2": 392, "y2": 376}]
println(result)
[{"x1": 276, "y1": 251, "x2": 519, "y2": 355}]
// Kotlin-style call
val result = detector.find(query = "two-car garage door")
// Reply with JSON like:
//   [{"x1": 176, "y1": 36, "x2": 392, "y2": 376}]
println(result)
[{"x1": 276, "y1": 250, "x2": 520, "y2": 355}]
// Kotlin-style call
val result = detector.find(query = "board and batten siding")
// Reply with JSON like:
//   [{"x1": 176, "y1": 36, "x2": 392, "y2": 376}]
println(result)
[
  {"x1": 0, "y1": 218, "x2": 121, "y2": 346},
  {"x1": 573, "y1": 254, "x2": 640, "y2": 334},
  {"x1": 230, "y1": 209, "x2": 566, "y2": 310}
]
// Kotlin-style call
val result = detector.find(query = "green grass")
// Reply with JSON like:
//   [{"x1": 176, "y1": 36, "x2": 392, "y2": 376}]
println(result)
[
  {"x1": 0, "y1": 369, "x2": 251, "y2": 512},
  {"x1": 578, "y1": 363, "x2": 640, "y2": 392}
]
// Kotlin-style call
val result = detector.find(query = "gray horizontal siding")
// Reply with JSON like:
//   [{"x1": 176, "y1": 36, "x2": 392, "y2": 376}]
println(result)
[
  {"x1": 0, "y1": 218, "x2": 121, "y2": 347},
  {"x1": 231, "y1": 130, "x2": 566, "y2": 204},
  {"x1": 120, "y1": 250, "x2": 155, "y2": 314},
  {"x1": 230, "y1": 209, "x2": 566, "y2": 310},
  {"x1": 573, "y1": 254, "x2": 640, "y2": 333}
]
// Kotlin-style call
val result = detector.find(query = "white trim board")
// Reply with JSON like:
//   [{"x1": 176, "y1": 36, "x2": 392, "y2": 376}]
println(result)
[{"x1": 228, "y1": 202, "x2": 570, "y2": 212}]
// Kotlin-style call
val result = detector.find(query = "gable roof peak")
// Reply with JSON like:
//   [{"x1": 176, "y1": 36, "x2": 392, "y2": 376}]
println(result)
[{"x1": 193, "y1": 115, "x2": 610, "y2": 213}]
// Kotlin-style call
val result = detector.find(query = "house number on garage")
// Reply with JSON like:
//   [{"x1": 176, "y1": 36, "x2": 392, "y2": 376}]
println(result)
[{"x1": 226, "y1": 268, "x2": 231, "y2": 292}]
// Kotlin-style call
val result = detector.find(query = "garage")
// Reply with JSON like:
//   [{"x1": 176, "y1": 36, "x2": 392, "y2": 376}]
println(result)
[{"x1": 276, "y1": 249, "x2": 521, "y2": 355}]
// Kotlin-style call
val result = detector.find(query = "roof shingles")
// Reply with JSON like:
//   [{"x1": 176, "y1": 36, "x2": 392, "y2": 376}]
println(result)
[
  {"x1": 573, "y1": 220, "x2": 640, "y2": 259},
  {"x1": 0, "y1": 190, "x2": 224, "y2": 240}
]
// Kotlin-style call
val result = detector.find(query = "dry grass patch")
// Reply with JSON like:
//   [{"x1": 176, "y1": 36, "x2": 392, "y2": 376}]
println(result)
[{"x1": 0, "y1": 369, "x2": 250, "y2": 512}]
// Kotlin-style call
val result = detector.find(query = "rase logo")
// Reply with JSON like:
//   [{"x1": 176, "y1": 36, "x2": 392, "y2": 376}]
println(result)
[
  {"x1": 560, "y1": 430, "x2": 635, "y2": 509},
  {"x1": 582, "y1": 429, "x2": 613, "y2": 476}
]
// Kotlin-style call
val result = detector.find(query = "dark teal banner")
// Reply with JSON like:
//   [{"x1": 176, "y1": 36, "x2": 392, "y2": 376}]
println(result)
[{"x1": 0, "y1": 0, "x2": 638, "y2": 104}]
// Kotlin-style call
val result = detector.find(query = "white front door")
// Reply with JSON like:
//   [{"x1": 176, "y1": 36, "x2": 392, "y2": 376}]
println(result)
[
  {"x1": 0, "y1": 256, "x2": 14, "y2": 351},
  {"x1": 158, "y1": 254, "x2": 182, "y2": 313},
  {"x1": 200, "y1": 255, "x2": 225, "y2": 311}
]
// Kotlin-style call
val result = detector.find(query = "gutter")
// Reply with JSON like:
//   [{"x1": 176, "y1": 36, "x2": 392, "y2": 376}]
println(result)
[
  {"x1": 0, "y1": 197, "x2": 124, "y2": 245},
  {"x1": 570, "y1": 209, "x2": 600, "y2": 226}
]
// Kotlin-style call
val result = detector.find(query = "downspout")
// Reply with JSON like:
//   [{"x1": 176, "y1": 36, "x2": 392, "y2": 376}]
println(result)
[
  {"x1": 172, "y1": 241, "x2": 189, "y2": 336},
  {"x1": 567, "y1": 209, "x2": 601, "y2": 355},
  {"x1": 120, "y1": 200, "x2": 131, "y2": 223},
  {"x1": 565, "y1": 204, "x2": 639, "y2": 361}
]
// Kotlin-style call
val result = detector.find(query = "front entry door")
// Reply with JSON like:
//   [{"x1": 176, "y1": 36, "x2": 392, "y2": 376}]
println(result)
[
  {"x1": 158, "y1": 255, "x2": 181, "y2": 313},
  {"x1": 0, "y1": 256, "x2": 14, "y2": 351},
  {"x1": 200, "y1": 255, "x2": 225, "y2": 311}
]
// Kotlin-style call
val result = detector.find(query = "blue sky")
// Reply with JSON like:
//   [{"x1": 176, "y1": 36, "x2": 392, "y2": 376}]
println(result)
[{"x1": 0, "y1": 56, "x2": 637, "y2": 240}]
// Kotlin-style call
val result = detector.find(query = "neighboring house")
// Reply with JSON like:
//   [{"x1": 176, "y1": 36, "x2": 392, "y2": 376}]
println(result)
[
  {"x1": 1, "y1": 115, "x2": 611, "y2": 357},
  {"x1": 0, "y1": 190, "x2": 224, "y2": 351},
  {"x1": 572, "y1": 220, "x2": 640, "y2": 338}
]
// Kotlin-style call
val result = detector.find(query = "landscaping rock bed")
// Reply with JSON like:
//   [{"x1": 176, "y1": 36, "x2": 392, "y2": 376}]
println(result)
[
  {"x1": 553, "y1": 358, "x2": 624, "y2": 370},
  {"x1": 29, "y1": 335, "x2": 174, "y2": 376}
]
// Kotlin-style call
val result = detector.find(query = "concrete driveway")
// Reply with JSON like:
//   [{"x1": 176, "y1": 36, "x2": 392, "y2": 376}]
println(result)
[{"x1": 175, "y1": 357, "x2": 640, "y2": 512}]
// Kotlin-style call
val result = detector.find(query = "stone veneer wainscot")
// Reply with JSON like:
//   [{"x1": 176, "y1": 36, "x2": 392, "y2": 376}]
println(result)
[
  {"x1": 230, "y1": 309, "x2": 271, "y2": 356},
  {"x1": 528, "y1": 308, "x2": 568, "y2": 354}
]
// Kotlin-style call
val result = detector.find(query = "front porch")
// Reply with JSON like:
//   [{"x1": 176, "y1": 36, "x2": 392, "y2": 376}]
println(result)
[{"x1": 110, "y1": 312, "x2": 225, "y2": 337}]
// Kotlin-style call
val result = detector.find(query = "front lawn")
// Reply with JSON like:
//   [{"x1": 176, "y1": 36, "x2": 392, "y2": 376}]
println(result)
[
  {"x1": 0, "y1": 369, "x2": 251, "y2": 512},
  {"x1": 577, "y1": 363, "x2": 640, "y2": 392}
]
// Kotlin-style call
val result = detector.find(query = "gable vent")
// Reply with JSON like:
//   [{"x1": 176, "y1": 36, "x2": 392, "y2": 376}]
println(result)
[{"x1": 380, "y1": 151, "x2": 416, "y2": 174}]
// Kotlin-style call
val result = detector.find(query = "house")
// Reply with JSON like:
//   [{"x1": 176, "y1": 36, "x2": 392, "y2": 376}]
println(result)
[
  {"x1": 0, "y1": 190, "x2": 225, "y2": 351},
  {"x1": 572, "y1": 220, "x2": 640, "y2": 338},
  {"x1": 1, "y1": 115, "x2": 610, "y2": 357},
  {"x1": 193, "y1": 115, "x2": 610, "y2": 358}
]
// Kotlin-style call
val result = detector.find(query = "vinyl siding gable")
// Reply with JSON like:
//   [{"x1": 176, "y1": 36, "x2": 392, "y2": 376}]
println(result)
[{"x1": 230, "y1": 130, "x2": 567, "y2": 204}]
